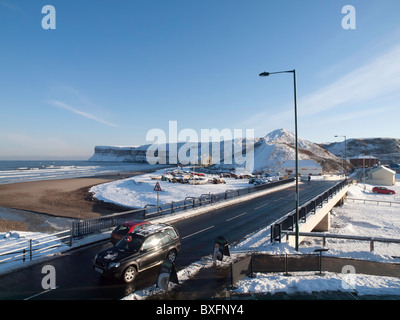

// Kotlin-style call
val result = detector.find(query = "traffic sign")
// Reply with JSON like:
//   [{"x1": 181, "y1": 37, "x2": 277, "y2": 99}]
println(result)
[{"x1": 154, "y1": 182, "x2": 162, "y2": 192}]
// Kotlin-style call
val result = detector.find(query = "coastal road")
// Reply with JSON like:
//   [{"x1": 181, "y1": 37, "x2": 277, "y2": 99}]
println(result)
[{"x1": 0, "y1": 180, "x2": 338, "y2": 300}]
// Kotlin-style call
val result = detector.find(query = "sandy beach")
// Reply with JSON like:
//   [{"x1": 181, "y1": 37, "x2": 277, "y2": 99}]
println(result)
[{"x1": 0, "y1": 171, "x2": 154, "y2": 232}]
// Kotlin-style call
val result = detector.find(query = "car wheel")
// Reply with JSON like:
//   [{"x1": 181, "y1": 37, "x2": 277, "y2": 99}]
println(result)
[
  {"x1": 122, "y1": 266, "x2": 137, "y2": 284},
  {"x1": 390, "y1": 192, "x2": 393, "y2": 195},
  {"x1": 166, "y1": 249, "x2": 177, "y2": 263}
]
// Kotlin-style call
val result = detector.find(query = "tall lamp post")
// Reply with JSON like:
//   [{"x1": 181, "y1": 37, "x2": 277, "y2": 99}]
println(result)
[
  {"x1": 334, "y1": 135, "x2": 347, "y2": 177},
  {"x1": 259, "y1": 69, "x2": 300, "y2": 251}
]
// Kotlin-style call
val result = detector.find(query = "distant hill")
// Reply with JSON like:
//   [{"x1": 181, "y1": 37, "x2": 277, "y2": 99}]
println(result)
[
  {"x1": 320, "y1": 138, "x2": 400, "y2": 164},
  {"x1": 89, "y1": 128, "x2": 344, "y2": 173}
]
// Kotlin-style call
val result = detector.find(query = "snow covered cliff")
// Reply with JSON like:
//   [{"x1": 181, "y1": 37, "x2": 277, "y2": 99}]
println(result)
[
  {"x1": 88, "y1": 129, "x2": 343, "y2": 173},
  {"x1": 250, "y1": 129, "x2": 341, "y2": 172},
  {"x1": 89, "y1": 145, "x2": 147, "y2": 162}
]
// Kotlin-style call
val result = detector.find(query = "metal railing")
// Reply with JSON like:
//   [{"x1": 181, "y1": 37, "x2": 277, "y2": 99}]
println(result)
[
  {"x1": 0, "y1": 230, "x2": 71, "y2": 265},
  {"x1": 270, "y1": 179, "x2": 348, "y2": 243},
  {"x1": 347, "y1": 198, "x2": 400, "y2": 207},
  {"x1": 71, "y1": 178, "x2": 295, "y2": 238},
  {"x1": 285, "y1": 231, "x2": 400, "y2": 252}
]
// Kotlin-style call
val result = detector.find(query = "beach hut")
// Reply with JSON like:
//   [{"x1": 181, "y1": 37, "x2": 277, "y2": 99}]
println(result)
[{"x1": 368, "y1": 165, "x2": 396, "y2": 186}]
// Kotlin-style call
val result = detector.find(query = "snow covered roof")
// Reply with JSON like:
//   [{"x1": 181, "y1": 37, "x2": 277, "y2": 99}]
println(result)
[
  {"x1": 370, "y1": 165, "x2": 396, "y2": 175},
  {"x1": 350, "y1": 155, "x2": 378, "y2": 159}
]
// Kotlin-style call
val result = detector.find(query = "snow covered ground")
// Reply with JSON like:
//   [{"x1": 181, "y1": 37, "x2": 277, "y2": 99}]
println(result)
[
  {"x1": 1, "y1": 172, "x2": 400, "y2": 299},
  {"x1": 89, "y1": 168, "x2": 252, "y2": 209}
]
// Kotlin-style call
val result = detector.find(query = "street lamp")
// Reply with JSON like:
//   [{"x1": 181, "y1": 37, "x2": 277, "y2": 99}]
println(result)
[
  {"x1": 334, "y1": 135, "x2": 347, "y2": 177},
  {"x1": 259, "y1": 69, "x2": 300, "y2": 251}
]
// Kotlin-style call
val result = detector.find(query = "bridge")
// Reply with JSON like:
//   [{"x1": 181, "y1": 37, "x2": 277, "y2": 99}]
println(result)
[{"x1": 270, "y1": 179, "x2": 349, "y2": 247}]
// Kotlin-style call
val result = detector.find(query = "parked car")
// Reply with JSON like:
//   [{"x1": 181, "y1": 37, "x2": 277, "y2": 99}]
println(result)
[
  {"x1": 212, "y1": 177, "x2": 226, "y2": 184},
  {"x1": 253, "y1": 178, "x2": 267, "y2": 186},
  {"x1": 110, "y1": 220, "x2": 151, "y2": 245},
  {"x1": 372, "y1": 187, "x2": 396, "y2": 195},
  {"x1": 94, "y1": 223, "x2": 181, "y2": 283}
]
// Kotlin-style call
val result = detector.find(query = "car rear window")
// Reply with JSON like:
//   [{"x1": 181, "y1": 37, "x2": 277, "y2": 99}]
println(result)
[
  {"x1": 165, "y1": 227, "x2": 178, "y2": 239},
  {"x1": 142, "y1": 234, "x2": 162, "y2": 250},
  {"x1": 116, "y1": 234, "x2": 144, "y2": 252},
  {"x1": 114, "y1": 225, "x2": 130, "y2": 236},
  {"x1": 133, "y1": 224, "x2": 148, "y2": 232}
]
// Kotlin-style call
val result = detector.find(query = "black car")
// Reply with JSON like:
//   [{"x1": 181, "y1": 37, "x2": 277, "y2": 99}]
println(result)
[{"x1": 93, "y1": 223, "x2": 181, "y2": 283}]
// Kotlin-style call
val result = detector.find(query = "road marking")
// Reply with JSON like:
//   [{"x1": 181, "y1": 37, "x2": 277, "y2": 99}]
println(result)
[
  {"x1": 23, "y1": 286, "x2": 59, "y2": 300},
  {"x1": 255, "y1": 203, "x2": 269, "y2": 210},
  {"x1": 226, "y1": 212, "x2": 247, "y2": 222},
  {"x1": 254, "y1": 193, "x2": 295, "y2": 210},
  {"x1": 181, "y1": 225, "x2": 215, "y2": 240}
]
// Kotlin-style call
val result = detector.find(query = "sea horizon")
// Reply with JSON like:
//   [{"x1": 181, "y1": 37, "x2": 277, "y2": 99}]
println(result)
[{"x1": 0, "y1": 160, "x2": 163, "y2": 185}]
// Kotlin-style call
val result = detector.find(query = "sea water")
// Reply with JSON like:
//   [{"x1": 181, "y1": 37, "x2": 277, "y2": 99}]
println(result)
[{"x1": 0, "y1": 160, "x2": 161, "y2": 185}]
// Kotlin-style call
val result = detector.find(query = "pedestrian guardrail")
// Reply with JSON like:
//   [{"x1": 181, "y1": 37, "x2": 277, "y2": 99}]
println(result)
[
  {"x1": 71, "y1": 178, "x2": 295, "y2": 238},
  {"x1": 347, "y1": 198, "x2": 400, "y2": 206},
  {"x1": 285, "y1": 231, "x2": 400, "y2": 252},
  {"x1": 0, "y1": 230, "x2": 71, "y2": 266}
]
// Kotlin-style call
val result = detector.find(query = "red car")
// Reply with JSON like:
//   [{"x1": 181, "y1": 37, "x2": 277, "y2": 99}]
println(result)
[
  {"x1": 372, "y1": 187, "x2": 396, "y2": 195},
  {"x1": 110, "y1": 220, "x2": 151, "y2": 245}
]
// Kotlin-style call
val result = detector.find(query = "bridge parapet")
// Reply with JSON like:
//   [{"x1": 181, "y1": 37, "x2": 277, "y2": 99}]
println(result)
[{"x1": 270, "y1": 180, "x2": 349, "y2": 246}]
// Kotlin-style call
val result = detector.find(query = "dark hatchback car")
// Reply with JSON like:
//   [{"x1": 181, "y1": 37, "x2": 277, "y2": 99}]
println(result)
[
  {"x1": 93, "y1": 223, "x2": 181, "y2": 283},
  {"x1": 110, "y1": 220, "x2": 151, "y2": 245}
]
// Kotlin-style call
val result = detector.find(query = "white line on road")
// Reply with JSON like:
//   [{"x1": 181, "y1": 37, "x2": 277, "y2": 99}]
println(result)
[
  {"x1": 254, "y1": 203, "x2": 269, "y2": 210},
  {"x1": 254, "y1": 193, "x2": 294, "y2": 210},
  {"x1": 24, "y1": 286, "x2": 59, "y2": 300},
  {"x1": 226, "y1": 212, "x2": 248, "y2": 222},
  {"x1": 181, "y1": 225, "x2": 215, "y2": 240}
]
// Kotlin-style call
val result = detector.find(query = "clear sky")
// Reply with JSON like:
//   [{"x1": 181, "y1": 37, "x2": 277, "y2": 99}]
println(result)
[{"x1": 1, "y1": 0, "x2": 400, "y2": 160}]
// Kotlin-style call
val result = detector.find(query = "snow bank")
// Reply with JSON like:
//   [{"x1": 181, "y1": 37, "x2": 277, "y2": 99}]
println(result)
[{"x1": 232, "y1": 272, "x2": 400, "y2": 297}]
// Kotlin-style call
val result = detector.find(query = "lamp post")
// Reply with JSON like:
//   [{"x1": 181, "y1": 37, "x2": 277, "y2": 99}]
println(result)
[
  {"x1": 334, "y1": 135, "x2": 347, "y2": 177},
  {"x1": 259, "y1": 69, "x2": 300, "y2": 251}
]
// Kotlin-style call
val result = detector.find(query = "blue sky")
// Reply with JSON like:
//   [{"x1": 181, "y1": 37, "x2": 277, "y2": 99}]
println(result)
[{"x1": 1, "y1": 0, "x2": 400, "y2": 159}]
